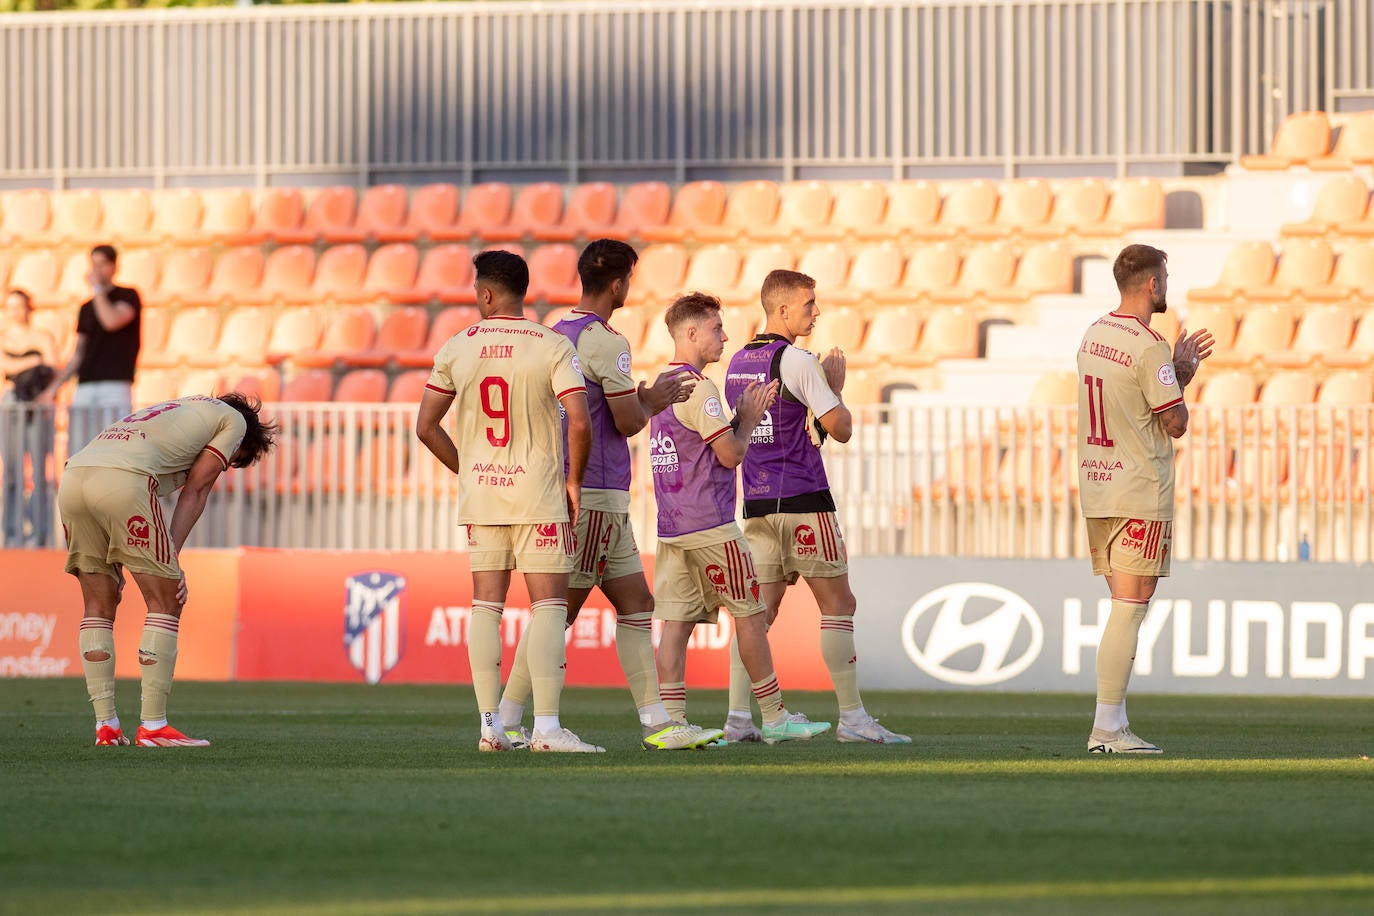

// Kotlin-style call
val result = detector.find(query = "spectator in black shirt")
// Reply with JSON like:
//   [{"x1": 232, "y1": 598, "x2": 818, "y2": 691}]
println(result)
[{"x1": 41, "y1": 244, "x2": 142, "y2": 453}]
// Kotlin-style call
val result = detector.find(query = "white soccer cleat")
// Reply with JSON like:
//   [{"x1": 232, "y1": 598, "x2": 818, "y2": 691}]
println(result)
[
  {"x1": 504, "y1": 725, "x2": 531, "y2": 750},
  {"x1": 722, "y1": 714, "x2": 762, "y2": 743},
  {"x1": 836, "y1": 713, "x2": 912, "y2": 745},
  {"x1": 530, "y1": 727, "x2": 606, "y2": 753},
  {"x1": 1087, "y1": 726, "x2": 1163, "y2": 755},
  {"x1": 478, "y1": 731, "x2": 516, "y2": 752}
]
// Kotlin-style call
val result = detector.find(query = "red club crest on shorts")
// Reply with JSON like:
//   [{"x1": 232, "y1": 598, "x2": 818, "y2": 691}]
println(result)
[
  {"x1": 794, "y1": 525, "x2": 816, "y2": 547},
  {"x1": 750, "y1": 579, "x2": 761, "y2": 603},
  {"x1": 1124, "y1": 520, "x2": 1147, "y2": 542},
  {"x1": 127, "y1": 516, "x2": 150, "y2": 540},
  {"x1": 705, "y1": 564, "x2": 728, "y2": 593},
  {"x1": 535, "y1": 522, "x2": 558, "y2": 538}
]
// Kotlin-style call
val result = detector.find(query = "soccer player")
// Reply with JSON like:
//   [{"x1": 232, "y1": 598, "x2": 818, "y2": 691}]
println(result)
[
  {"x1": 496, "y1": 239, "x2": 721, "y2": 750},
  {"x1": 62, "y1": 392, "x2": 277, "y2": 747},
  {"x1": 416, "y1": 250, "x2": 601, "y2": 753},
  {"x1": 722, "y1": 269, "x2": 910, "y2": 745},
  {"x1": 1077, "y1": 244, "x2": 1212, "y2": 754},
  {"x1": 651, "y1": 293, "x2": 830, "y2": 744}
]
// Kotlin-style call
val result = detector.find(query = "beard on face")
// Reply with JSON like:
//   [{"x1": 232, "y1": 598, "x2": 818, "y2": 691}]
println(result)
[{"x1": 1151, "y1": 292, "x2": 1168, "y2": 313}]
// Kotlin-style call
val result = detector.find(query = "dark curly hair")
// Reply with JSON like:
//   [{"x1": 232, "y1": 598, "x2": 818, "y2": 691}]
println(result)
[{"x1": 217, "y1": 392, "x2": 279, "y2": 468}]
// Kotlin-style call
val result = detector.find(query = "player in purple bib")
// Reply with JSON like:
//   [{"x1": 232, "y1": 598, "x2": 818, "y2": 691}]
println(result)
[{"x1": 722, "y1": 269, "x2": 911, "y2": 745}]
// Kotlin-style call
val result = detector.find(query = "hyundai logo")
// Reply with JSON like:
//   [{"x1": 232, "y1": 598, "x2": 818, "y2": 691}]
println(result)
[{"x1": 901, "y1": 583, "x2": 1044, "y2": 686}]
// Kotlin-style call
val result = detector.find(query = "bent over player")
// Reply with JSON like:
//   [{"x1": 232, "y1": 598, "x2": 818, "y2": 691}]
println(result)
[
  {"x1": 1077, "y1": 244, "x2": 1212, "y2": 754},
  {"x1": 62, "y1": 392, "x2": 277, "y2": 747},
  {"x1": 722, "y1": 269, "x2": 909, "y2": 744},
  {"x1": 650, "y1": 293, "x2": 829, "y2": 744},
  {"x1": 416, "y1": 250, "x2": 601, "y2": 753}
]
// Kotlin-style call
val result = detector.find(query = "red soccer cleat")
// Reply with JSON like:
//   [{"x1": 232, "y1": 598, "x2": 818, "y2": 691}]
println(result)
[
  {"x1": 135, "y1": 724, "x2": 211, "y2": 748},
  {"x1": 95, "y1": 725, "x2": 130, "y2": 746}
]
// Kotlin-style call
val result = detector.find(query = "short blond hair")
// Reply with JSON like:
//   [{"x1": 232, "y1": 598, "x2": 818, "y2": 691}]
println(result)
[
  {"x1": 760, "y1": 269, "x2": 816, "y2": 312},
  {"x1": 665, "y1": 291, "x2": 722, "y2": 333}
]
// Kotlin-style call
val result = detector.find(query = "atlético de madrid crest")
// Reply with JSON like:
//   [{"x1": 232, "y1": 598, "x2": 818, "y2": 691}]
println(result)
[{"x1": 344, "y1": 571, "x2": 407, "y2": 684}]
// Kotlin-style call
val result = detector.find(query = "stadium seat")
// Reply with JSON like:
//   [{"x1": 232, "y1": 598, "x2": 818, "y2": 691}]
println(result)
[
  {"x1": 994, "y1": 444, "x2": 1063, "y2": 503},
  {"x1": 481, "y1": 182, "x2": 563, "y2": 242},
  {"x1": 840, "y1": 368, "x2": 882, "y2": 405},
  {"x1": 1026, "y1": 178, "x2": 1110, "y2": 240},
  {"x1": 226, "y1": 370, "x2": 281, "y2": 403},
  {"x1": 695, "y1": 181, "x2": 781, "y2": 243},
  {"x1": 1248, "y1": 238, "x2": 1335, "y2": 301},
  {"x1": 1197, "y1": 369, "x2": 1259, "y2": 409},
  {"x1": 931, "y1": 243, "x2": 1016, "y2": 303},
  {"x1": 359, "y1": 243, "x2": 420, "y2": 303},
  {"x1": 722, "y1": 243, "x2": 796, "y2": 306},
  {"x1": 9, "y1": 251, "x2": 61, "y2": 308},
  {"x1": 1227, "y1": 442, "x2": 1289, "y2": 503},
  {"x1": 626, "y1": 244, "x2": 689, "y2": 305},
  {"x1": 114, "y1": 249, "x2": 160, "y2": 296},
  {"x1": 280, "y1": 369, "x2": 335, "y2": 402},
  {"x1": 1324, "y1": 306, "x2": 1374, "y2": 368},
  {"x1": 203, "y1": 307, "x2": 274, "y2": 368},
  {"x1": 1316, "y1": 370, "x2": 1373, "y2": 434},
  {"x1": 720, "y1": 306, "x2": 761, "y2": 350},
  {"x1": 265, "y1": 307, "x2": 326, "y2": 365},
  {"x1": 1307, "y1": 241, "x2": 1374, "y2": 301},
  {"x1": 827, "y1": 181, "x2": 889, "y2": 241},
  {"x1": 1080, "y1": 178, "x2": 1166, "y2": 235},
  {"x1": 307, "y1": 244, "x2": 369, "y2": 304},
  {"x1": 246, "y1": 245, "x2": 316, "y2": 306},
  {"x1": 333, "y1": 368, "x2": 389, "y2": 403},
  {"x1": 30, "y1": 310, "x2": 71, "y2": 361},
  {"x1": 346, "y1": 306, "x2": 429, "y2": 369},
  {"x1": 1266, "y1": 304, "x2": 1355, "y2": 368},
  {"x1": 0, "y1": 189, "x2": 51, "y2": 245},
  {"x1": 1240, "y1": 110, "x2": 1332, "y2": 169},
  {"x1": 639, "y1": 181, "x2": 728, "y2": 243},
  {"x1": 844, "y1": 242, "x2": 905, "y2": 305},
  {"x1": 1151, "y1": 309, "x2": 1181, "y2": 345},
  {"x1": 606, "y1": 181, "x2": 673, "y2": 239},
  {"x1": 803, "y1": 305, "x2": 866, "y2": 356},
  {"x1": 380, "y1": 183, "x2": 459, "y2": 243},
  {"x1": 1281, "y1": 174, "x2": 1369, "y2": 236},
  {"x1": 435, "y1": 182, "x2": 513, "y2": 242},
  {"x1": 128, "y1": 189, "x2": 204, "y2": 246},
  {"x1": 682, "y1": 244, "x2": 742, "y2": 293},
  {"x1": 99, "y1": 189, "x2": 153, "y2": 239},
  {"x1": 176, "y1": 369, "x2": 225, "y2": 400},
  {"x1": 855, "y1": 180, "x2": 940, "y2": 242},
  {"x1": 142, "y1": 308, "x2": 223, "y2": 369},
  {"x1": 536, "y1": 182, "x2": 618, "y2": 242},
  {"x1": 392, "y1": 243, "x2": 475, "y2": 305},
  {"x1": 1213, "y1": 305, "x2": 1296, "y2": 368},
  {"x1": 1188, "y1": 242, "x2": 1275, "y2": 302},
  {"x1": 914, "y1": 179, "x2": 998, "y2": 240},
  {"x1": 967, "y1": 179, "x2": 1053, "y2": 241},
  {"x1": 995, "y1": 243, "x2": 1074, "y2": 302},
  {"x1": 796, "y1": 244, "x2": 853, "y2": 305},
  {"x1": 1310, "y1": 112, "x2": 1374, "y2": 170},
  {"x1": 1184, "y1": 302, "x2": 1238, "y2": 351},
  {"x1": 1258, "y1": 369, "x2": 1320, "y2": 432},
  {"x1": 197, "y1": 189, "x2": 258, "y2": 245},
  {"x1": 131, "y1": 370, "x2": 179, "y2": 409},
  {"x1": 387, "y1": 369, "x2": 431, "y2": 403},
  {"x1": 527, "y1": 243, "x2": 582, "y2": 305},
  {"x1": 637, "y1": 307, "x2": 676, "y2": 368},
  {"x1": 35, "y1": 252, "x2": 90, "y2": 310},
  {"x1": 850, "y1": 306, "x2": 921, "y2": 368},
  {"x1": 184, "y1": 246, "x2": 263, "y2": 309},
  {"x1": 250, "y1": 187, "x2": 307, "y2": 244},
  {"x1": 754, "y1": 181, "x2": 833, "y2": 243},
  {"x1": 45, "y1": 190, "x2": 103, "y2": 245},
  {"x1": 876, "y1": 243, "x2": 962, "y2": 307},
  {"x1": 296, "y1": 307, "x2": 377, "y2": 368},
  {"x1": 276, "y1": 186, "x2": 358, "y2": 245},
  {"x1": 340, "y1": 184, "x2": 409, "y2": 243},
  {"x1": 396, "y1": 305, "x2": 481, "y2": 368},
  {"x1": 138, "y1": 308, "x2": 171, "y2": 356},
  {"x1": 610, "y1": 307, "x2": 648, "y2": 352},
  {"x1": 906, "y1": 306, "x2": 977, "y2": 365}
]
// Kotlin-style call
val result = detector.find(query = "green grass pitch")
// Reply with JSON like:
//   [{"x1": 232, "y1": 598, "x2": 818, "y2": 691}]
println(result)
[{"x1": 2, "y1": 681, "x2": 1373, "y2": 915}]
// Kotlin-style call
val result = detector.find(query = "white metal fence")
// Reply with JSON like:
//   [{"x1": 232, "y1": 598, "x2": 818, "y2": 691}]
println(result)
[
  {"x1": 3, "y1": 400, "x2": 1369, "y2": 563},
  {"x1": 2, "y1": 1, "x2": 1372, "y2": 186}
]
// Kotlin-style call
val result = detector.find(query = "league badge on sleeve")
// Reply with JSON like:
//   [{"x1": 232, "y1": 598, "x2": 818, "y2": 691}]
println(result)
[{"x1": 344, "y1": 571, "x2": 407, "y2": 684}]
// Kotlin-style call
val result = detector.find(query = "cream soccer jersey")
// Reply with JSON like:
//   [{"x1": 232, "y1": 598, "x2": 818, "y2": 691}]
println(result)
[
  {"x1": 65, "y1": 395, "x2": 247, "y2": 495},
  {"x1": 1076, "y1": 311, "x2": 1183, "y2": 521},
  {"x1": 426, "y1": 315, "x2": 586, "y2": 525}
]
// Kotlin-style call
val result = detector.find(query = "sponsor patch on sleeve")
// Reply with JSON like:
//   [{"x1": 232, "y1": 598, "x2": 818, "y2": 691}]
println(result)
[
  {"x1": 617, "y1": 351, "x2": 632, "y2": 374},
  {"x1": 571, "y1": 354, "x2": 583, "y2": 377},
  {"x1": 704, "y1": 397, "x2": 723, "y2": 418},
  {"x1": 1157, "y1": 362, "x2": 1177, "y2": 387}
]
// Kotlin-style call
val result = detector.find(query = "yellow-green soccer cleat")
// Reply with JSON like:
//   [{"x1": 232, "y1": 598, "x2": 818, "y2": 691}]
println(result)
[{"x1": 642, "y1": 722, "x2": 724, "y2": 750}]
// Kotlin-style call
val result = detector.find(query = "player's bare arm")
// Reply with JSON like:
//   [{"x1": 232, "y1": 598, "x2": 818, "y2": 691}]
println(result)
[
  {"x1": 562, "y1": 390, "x2": 592, "y2": 525},
  {"x1": 713, "y1": 380, "x2": 779, "y2": 469},
  {"x1": 415, "y1": 388, "x2": 461, "y2": 475},
  {"x1": 1171, "y1": 327, "x2": 1215, "y2": 388},
  {"x1": 608, "y1": 366, "x2": 695, "y2": 436},
  {"x1": 165, "y1": 449, "x2": 228, "y2": 606}
]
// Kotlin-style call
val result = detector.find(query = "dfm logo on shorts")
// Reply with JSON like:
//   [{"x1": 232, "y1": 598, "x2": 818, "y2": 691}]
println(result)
[
  {"x1": 126, "y1": 516, "x2": 151, "y2": 550},
  {"x1": 535, "y1": 522, "x2": 560, "y2": 550},
  {"x1": 793, "y1": 525, "x2": 818, "y2": 558},
  {"x1": 901, "y1": 583, "x2": 1043, "y2": 686},
  {"x1": 705, "y1": 564, "x2": 729, "y2": 595},
  {"x1": 1120, "y1": 519, "x2": 1148, "y2": 550}
]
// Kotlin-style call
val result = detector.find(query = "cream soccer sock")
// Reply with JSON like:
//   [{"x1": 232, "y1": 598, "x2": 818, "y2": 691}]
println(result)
[
  {"x1": 527, "y1": 599, "x2": 569, "y2": 731},
  {"x1": 615, "y1": 611, "x2": 667, "y2": 725},
  {"x1": 468, "y1": 601, "x2": 504, "y2": 730},
  {"x1": 751, "y1": 674, "x2": 787, "y2": 727},
  {"x1": 1094, "y1": 597, "x2": 1150, "y2": 732},
  {"x1": 820, "y1": 615, "x2": 864, "y2": 715},
  {"x1": 80, "y1": 617, "x2": 117, "y2": 725},
  {"x1": 138, "y1": 613, "x2": 180, "y2": 726},
  {"x1": 726, "y1": 632, "x2": 754, "y2": 719},
  {"x1": 659, "y1": 681, "x2": 687, "y2": 723}
]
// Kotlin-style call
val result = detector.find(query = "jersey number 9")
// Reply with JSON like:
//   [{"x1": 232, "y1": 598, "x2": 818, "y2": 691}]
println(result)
[{"x1": 480, "y1": 376, "x2": 511, "y2": 447}]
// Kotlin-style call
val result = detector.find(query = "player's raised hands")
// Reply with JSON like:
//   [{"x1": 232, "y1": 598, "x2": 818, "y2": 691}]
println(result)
[
  {"x1": 820, "y1": 347, "x2": 847, "y2": 394},
  {"x1": 1172, "y1": 327, "x2": 1215, "y2": 388},
  {"x1": 640, "y1": 365, "x2": 696, "y2": 415},
  {"x1": 735, "y1": 379, "x2": 779, "y2": 428}
]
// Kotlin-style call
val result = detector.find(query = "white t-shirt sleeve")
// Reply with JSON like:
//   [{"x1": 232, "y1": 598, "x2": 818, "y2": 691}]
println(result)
[{"x1": 779, "y1": 346, "x2": 841, "y2": 418}]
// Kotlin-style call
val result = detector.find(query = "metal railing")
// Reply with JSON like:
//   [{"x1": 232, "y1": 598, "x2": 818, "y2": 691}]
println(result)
[
  {"x1": 2, "y1": 1, "x2": 1370, "y2": 186},
  {"x1": 3, "y1": 400, "x2": 1369, "y2": 563}
]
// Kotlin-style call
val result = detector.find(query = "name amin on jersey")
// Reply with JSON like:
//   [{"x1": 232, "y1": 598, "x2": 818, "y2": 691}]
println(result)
[{"x1": 480, "y1": 344, "x2": 515, "y2": 359}]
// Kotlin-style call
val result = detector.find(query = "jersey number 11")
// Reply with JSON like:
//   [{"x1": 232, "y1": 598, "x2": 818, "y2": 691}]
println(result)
[{"x1": 1083, "y1": 374, "x2": 1114, "y2": 447}]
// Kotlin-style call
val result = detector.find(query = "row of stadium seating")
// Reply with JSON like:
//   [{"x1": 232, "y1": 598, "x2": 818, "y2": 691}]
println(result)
[
  {"x1": 1192, "y1": 238, "x2": 1374, "y2": 303},
  {"x1": 1240, "y1": 111, "x2": 1374, "y2": 171},
  {"x1": 0, "y1": 177, "x2": 1166, "y2": 250},
  {"x1": 0, "y1": 239, "x2": 1076, "y2": 313}
]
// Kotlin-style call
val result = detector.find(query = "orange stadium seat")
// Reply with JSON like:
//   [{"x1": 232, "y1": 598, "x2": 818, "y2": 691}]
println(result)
[
  {"x1": 606, "y1": 181, "x2": 672, "y2": 239},
  {"x1": 695, "y1": 181, "x2": 781, "y2": 243},
  {"x1": 339, "y1": 184, "x2": 409, "y2": 243},
  {"x1": 536, "y1": 182, "x2": 618, "y2": 242},
  {"x1": 1184, "y1": 302, "x2": 1238, "y2": 351},
  {"x1": 276, "y1": 186, "x2": 358, "y2": 245},
  {"x1": 1227, "y1": 441, "x2": 1289, "y2": 503},
  {"x1": 721, "y1": 306, "x2": 761, "y2": 350},
  {"x1": 844, "y1": 242, "x2": 905, "y2": 305},
  {"x1": 605, "y1": 307, "x2": 645, "y2": 353},
  {"x1": 0, "y1": 189, "x2": 51, "y2": 244},
  {"x1": 175, "y1": 369, "x2": 224, "y2": 399},
  {"x1": 127, "y1": 189, "x2": 203, "y2": 246},
  {"x1": 280, "y1": 369, "x2": 335, "y2": 402},
  {"x1": 132, "y1": 370, "x2": 179, "y2": 409},
  {"x1": 1325, "y1": 306, "x2": 1374, "y2": 369},
  {"x1": 828, "y1": 181, "x2": 889, "y2": 241},
  {"x1": 265, "y1": 307, "x2": 326, "y2": 365},
  {"x1": 333, "y1": 368, "x2": 389, "y2": 403},
  {"x1": 138, "y1": 307, "x2": 171, "y2": 356},
  {"x1": 996, "y1": 243, "x2": 1074, "y2": 302},
  {"x1": 247, "y1": 245, "x2": 316, "y2": 306},
  {"x1": 482, "y1": 182, "x2": 563, "y2": 242},
  {"x1": 527, "y1": 243, "x2": 582, "y2": 305},
  {"x1": 754, "y1": 181, "x2": 833, "y2": 243},
  {"x1": 639, "y1": 181, "x2": 727, "y2": 244},
  {"x1": 396, "y1": 305, "x2": 480, "y2": 368},
  {"x1": 931, "y1": 243, "x2": 1016, "y2": 304},
  {"x1": 393, "y1": 243, "x2": 475, "y2": 305},
  {"x1": 968, "y1": 179, "x2": 1053, "y2": 241},
  {"x1": 1281, "y1": 175, "x2": 1369, "y2": 236},
  {"x1": 626, "y1": 244, "x2": 689, "y2": 305},
  {"x1": 296, "y1": 307, "x2": 377, "y2": 368},
  {"x1": 359, "y1": 243, "x2": 420, "y2": 303},
  {"x1": 1248, "y1": 238, "x2": 1334, "y2": 301},
  {"x1": 1027, "y1": 178, "x2": 1109, "y2": 240},
  {"x1": 1308, "y1": 241, "x2": 1374, "y2": 301},
  {"x1": 856, "y1": 180, "x2": 939, "y2": 242},
  {"x1": 1316, "y1": 369, "x2": 1374, "y2": 435},
  {"x1": 1259, "y1": 367, "x2": 1319, "y2": 414},
  {"x1": 114, "y1": 249, "x2": 160, "y2": 296},
  {"x1": 1240, "y1": 110, "x2": 1331, "y2": 170},
  {"x1": 346, "y1": 306, "x2": 429, "y2": 369},
  {"x1": 9, "y1": 251, "x2": 61, "y2": 307},
  {"x1": 803, "y1": 305, "x2": 865, "y2": 356},
  {"x1": 1213, "y1": 305, "x2": 1295, "y2": 368},
  {"x1": 637, "y1": 305, "x2": 676, "y2": 368},
  {"x1": 251, "y1": 187, "x2": 306, "y2": 244},
  {"x1": 914, "y1": 180, "x2": 998, "y2": 240},
  {"x1": 903, "y1": 306, "x2": 976, "y2": 365},
  {"x1": 205, "y1": 307, "x2": 273, "y2": 367},
  {"x1": 142, "y1": 308, "x2": 223, "y2": 369},
  {"x1": 723, "y1": 243, "x2": 795, "y2": 306},
  {"x1": 308, "y1": 244, "x2": 369, "y2": 304},
  {"x1": 1267, "y1": 304, "x2": 1355, "y2": 368},
  {"x1": 877, "y1": 243, "x2": 962, "y2": 307},
  {"x1": 682, "y1": 244, "x2": 742, "y2": 293},
  {"x1": 1151, "y1": 309, "x2": 1181, "y2": 345},
  {"x1": 36, "y1": 252, "x2": 91, "y2": 310},
  {"x1": 182, "y1": 246, "x2": 263, "y2": 309},
  {"x1": 227, "y1": 371, "x2": 281, "y2": 403},
  {"x1": 388, "y1": 369, "x2": 431, "y2": 403},
  {"x1": 379, "y1": 183, "x2": 459, "y2": 243},
  {"x1": 99, "y1": 189, "x2": 152, "y2": 239},
  {"x1": 1198, "y1": 369, "x2": 1259, "y2": 408},
  {"x1": 1081, "y1": 178, "x2": 1166, "y2": 235},
  {"x1": 30, "y1": 310, "x2": 71, "y2": 360},
  {"x1": 854, "y1": 308, "x2": 922, "y2": 369},
  {"x1": 435, "y1": 182, "x2": 512, "y2": 242},
  {"x1": 1189, "y1": 242, "x2": 1275, "y2": 302},
  {"x1": 1310, "y1": 112, "x2": 1374, "y2": 170},
  {"x1": 796, "y1": 244, "x2": 852, "y2": 304},
  {"x1": 46, "y1": 190, "x2": 103, "y2": 245},
  {"x1": 196, "y1": 189, "x2": 257, "y2": 245}
]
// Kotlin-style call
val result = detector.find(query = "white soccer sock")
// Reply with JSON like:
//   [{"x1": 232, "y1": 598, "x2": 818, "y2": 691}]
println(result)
[
  {"x1": 533, "y1": 714, "x2": 561, "y2": 734},
  {"x1": 639, "y1": 703, "x2": 670, "y2": 727},
  {"x1": 142, "y1": 717, "x2": 169, "y2": 730},
  {"x1": 498, "y1": 699, "x2": 525, "y2": 728},
  {"x1": 838, "y1": 706, "x2": 870, "y2": 727},
  {"x1": 97, "y1": 717, "x2": 121, "y2": 731},
  {"x1": 1093, "y1": 702, "x2": 1127, "y2": 733}
]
